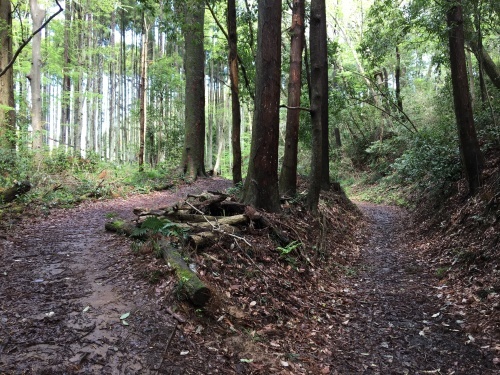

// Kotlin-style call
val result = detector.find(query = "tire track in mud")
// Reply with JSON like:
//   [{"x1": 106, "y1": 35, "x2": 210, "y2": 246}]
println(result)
[{"x1": 328, "y1": 202, "x2": 495, "y2": 374}]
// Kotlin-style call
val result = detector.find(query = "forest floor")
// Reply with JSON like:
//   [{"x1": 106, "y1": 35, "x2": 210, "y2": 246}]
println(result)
[{"x1": 0, "y1": 177, "x2": 498, "y2": 374}]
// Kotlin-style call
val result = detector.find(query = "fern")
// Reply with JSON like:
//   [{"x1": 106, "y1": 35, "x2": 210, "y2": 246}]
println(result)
[{"x1": 131, "y1": 216, "x2": 187, "y2": 239}]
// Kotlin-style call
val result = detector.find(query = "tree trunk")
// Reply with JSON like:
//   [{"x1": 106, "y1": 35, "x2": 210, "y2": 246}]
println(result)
[
  {"x1": 241, "y1": 0, "x2": 282, "y2": 213},
  {"x1": 228, "y1": 0, "x2": 242, "y2": 185},
  {"x1": 139, "y1": 15, "x2": 149, "y2": 172},
  {"x1": 468, "y1": 39, "x2": 499, "y2": 92},
  {"x1": 447, "y1": 1, "x2": 484, "y2": 195},
  {"x1": 395, "y1": 44, "x2": 403, "y2": 112},
  {"x1": 0, "y1": 0, "x2": 15, "y2": 151},
  {"x1": 307, "y1": 0, "x2": 328, "y2": 211},
  {"x1": 29, "y1": 0, "x2": 46, "y2": 153},
  {"x1": 59, "y1": 0, "x2": 71, "y2": 149},
  {"x1": 279, "y1": 0, "x2": 305, "y2": 197},
  {"x1": 181, "y1": 0, "x2": 206, "y2": 180}
]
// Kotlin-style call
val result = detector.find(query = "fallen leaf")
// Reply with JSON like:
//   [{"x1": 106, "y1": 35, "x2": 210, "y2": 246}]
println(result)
[
  {"x1": 83, "y1": 306, "x2": 90, "y2": 313},
  {"x1": 431, "y1": 312, "x2": 440, "y2": 318},
  {"x1": 122, "y1": 320, "x2": 129, "y2": 326},
  {"x1": 120, "y1": 312, "x2": 130, "y2": 320},
  {"x1": 280, "y1": 361, "x2": 289, "y2": 367},
  {"x1": 180, "y1": 350, "x2": 189, "y2": 355},
  {"x1": 240, "y1": 358, "x2": 253, "y2": 363},
  {"x1": 249, "y1": 301, "x2": 257, "y2": 307}
]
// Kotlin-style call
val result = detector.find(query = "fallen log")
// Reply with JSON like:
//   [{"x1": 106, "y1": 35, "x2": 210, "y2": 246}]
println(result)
[
  {"x1": 0, "y1": 181, "x2": 31, "y2": 203},
  {"x1": 105, "y1": 220, "x2": 137, "y2": 237},
  {"x1": 188, "y1": 231, "x2": 218, "y2": 247},
  {"x1": 160, "y1": 240, "x2": 211, "y2": 306}
]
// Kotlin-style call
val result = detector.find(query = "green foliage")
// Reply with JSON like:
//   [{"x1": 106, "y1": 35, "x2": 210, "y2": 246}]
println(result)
[
  {"x1": 131, "y1": 216, "x2": 187, "y2": 239},
  {"x1": 391, "y1": 125, "x2": 461, "y2": 192},
  {"x1": 276, "y1": 240, "x2": 302, "y2": 256}
]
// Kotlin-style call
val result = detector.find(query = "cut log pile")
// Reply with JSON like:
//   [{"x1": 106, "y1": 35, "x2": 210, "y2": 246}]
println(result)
[{"x1": 105, "y1": 191, "x2": 291, "y2": 307}]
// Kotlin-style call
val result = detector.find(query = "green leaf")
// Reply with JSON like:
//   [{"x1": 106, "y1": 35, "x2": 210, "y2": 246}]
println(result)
[
  {"x1": 120, "y1": 312, "x2": 130, "y2": 320},
  {"x1": 240, "y1": 358, "x2": 253, "y2": 363}
]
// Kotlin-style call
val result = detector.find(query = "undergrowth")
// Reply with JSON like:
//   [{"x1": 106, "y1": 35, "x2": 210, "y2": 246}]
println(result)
[{"x1": 0, "y1": 148, "x2": 182, "y2": 210}]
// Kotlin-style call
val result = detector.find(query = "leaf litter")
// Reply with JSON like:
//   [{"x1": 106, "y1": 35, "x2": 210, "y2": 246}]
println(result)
[{"x1": 0, "y1": 176, "x2": 497, "y2": 373}]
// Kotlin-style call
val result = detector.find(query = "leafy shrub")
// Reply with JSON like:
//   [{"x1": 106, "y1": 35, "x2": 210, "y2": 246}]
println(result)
[{"x1": 391, "y1": 125, "x2": 461, "y2": 192}]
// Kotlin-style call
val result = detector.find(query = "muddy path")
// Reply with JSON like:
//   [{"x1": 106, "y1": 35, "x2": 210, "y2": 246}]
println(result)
[
  {"x1": 1, "y1": 185, "x2": 497, "y2": 374},
  {"x1": 328, "y1": 202, "x2": 495, "y2": 374},
  {"x1": 0, "y1": 178, "x2": 232, "y2": 374}
]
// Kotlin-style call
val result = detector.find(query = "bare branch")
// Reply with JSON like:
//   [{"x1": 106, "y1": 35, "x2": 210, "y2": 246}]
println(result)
[
  {"x1": 280, "y1": 104, "x2": 312, "y2": 112},
  {"x1": 0, "y1": 0, "x2": 63, "y2": 78}
]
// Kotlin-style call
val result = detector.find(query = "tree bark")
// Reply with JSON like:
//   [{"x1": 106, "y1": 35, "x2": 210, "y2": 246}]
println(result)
[
  {"x1": 279, "y1": 0, "x2": 305, "y2": 197},
  {"x1": 228, "y1": 0, "x2": 242, "y2": 185},
  {"x1": 181, "y1": 0, "x2": 206, "y2": 179},
  {"x1": 307, "y1": 0, "x2": 328, "y2": 211},
  {"x1": 395, "y1": 45, "x2": 403, "y2": 112},
  {"x1": 160, "y1": 241, "x2": 211, "y2": 306},
  {"x1": 29, "y1": 0, "x2": 46, "y2": 153},
  {"x1": 468, "y1": 39, "x2": 500, "y2": 92},
  {"x1": 59, "y1": 0, "x2": 71, "y2": 149},
  {"x1": 447, "y1": 1, "x2": 484, "y2": 195},
  {"x1": 139, "y1": 15, "x2": 149, "y2": 172},
  {"x1": 0, "y1": 0, "x2": 15, "y2": 151},
  {"x1": 241, "y1": 0, "x2": 282, "y2": 213}
]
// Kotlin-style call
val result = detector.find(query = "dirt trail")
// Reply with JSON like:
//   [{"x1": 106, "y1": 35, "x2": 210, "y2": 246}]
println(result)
[
  {"x1": 328, "y1": 202, "x2": 495, "y2": 374},
  {"x1": 0, "y1": 178, "x2": 231, "y2": 374},
  {"x1": 1, "y1": 185, "x2": 496, "y2": 374}
]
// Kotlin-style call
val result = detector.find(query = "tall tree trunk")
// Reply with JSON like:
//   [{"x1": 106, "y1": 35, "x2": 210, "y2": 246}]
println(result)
[
  {"x1": 241, "y1": 0, "x2": 282, "y2": 213},
  {"x1": 447, "y1": 1, "x2": 484, "y2": 195},
  {"x1": 28, "y1": 0, "x2": 46, "y2": 153},
  {"x1": 395, "y1": 44, "x2": 403, "y2": 112},
  {"x1": 0, "y1": 0, "x2": 15, "y2": 151},
  {"x1": 139, "y1": 15, "x2": 149, "y2": 172},
  {"x1": 181, "y1": 0, "x2": 206, "y2": 179},
  {"x1": 307, "y1": 0, "x2": 328, "y2": 211},
  {"x1": 228, "y1": 0, "x2": 242, "y2": 184},
  {"x1": 108, "y1": 11, "x2": 116, "y2": 160},
  {"x1": 279, "y1": 0, "x2": 305, "y2": 196},
  {"x1": 60, "y1": 0, "x2": 71, "y2": 149}
]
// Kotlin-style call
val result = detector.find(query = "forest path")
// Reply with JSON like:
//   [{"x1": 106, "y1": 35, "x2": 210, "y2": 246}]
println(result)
[
  {"x1": 328, "y1": 201, "x2": 494, "y2": 374},
  {"x1": 0, "y1": 178, "x2": 232, "y2": 374}
]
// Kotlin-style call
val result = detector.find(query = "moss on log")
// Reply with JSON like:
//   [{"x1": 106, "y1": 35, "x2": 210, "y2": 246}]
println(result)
[
  {"x1": 104, "y1": 220, "x2": 137, "y2": 236},
  {"x1": 160, "y1": 240, "x2": 211, "y2": 306}
]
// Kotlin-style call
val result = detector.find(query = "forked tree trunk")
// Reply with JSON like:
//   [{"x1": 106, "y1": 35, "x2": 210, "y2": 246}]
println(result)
[{"x1": 447, "y1": 1, "x2": 484, "y2": 195}]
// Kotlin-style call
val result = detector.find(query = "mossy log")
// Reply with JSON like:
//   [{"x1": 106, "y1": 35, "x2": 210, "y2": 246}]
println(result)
[
  {"x1": 104, "y1": 220, "x2": 137, "y2": 236},
  {"x1": 0, "y1": 181, "x2": 31, "y2": 203},
  {"x1": 160, "y1": 240, "x2": 211, "y2": 306}
]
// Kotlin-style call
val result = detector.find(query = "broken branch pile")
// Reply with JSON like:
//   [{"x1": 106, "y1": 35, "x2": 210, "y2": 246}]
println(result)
[{"x1": 105, "y1": 191, "x2": 291, "y2": 307}]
